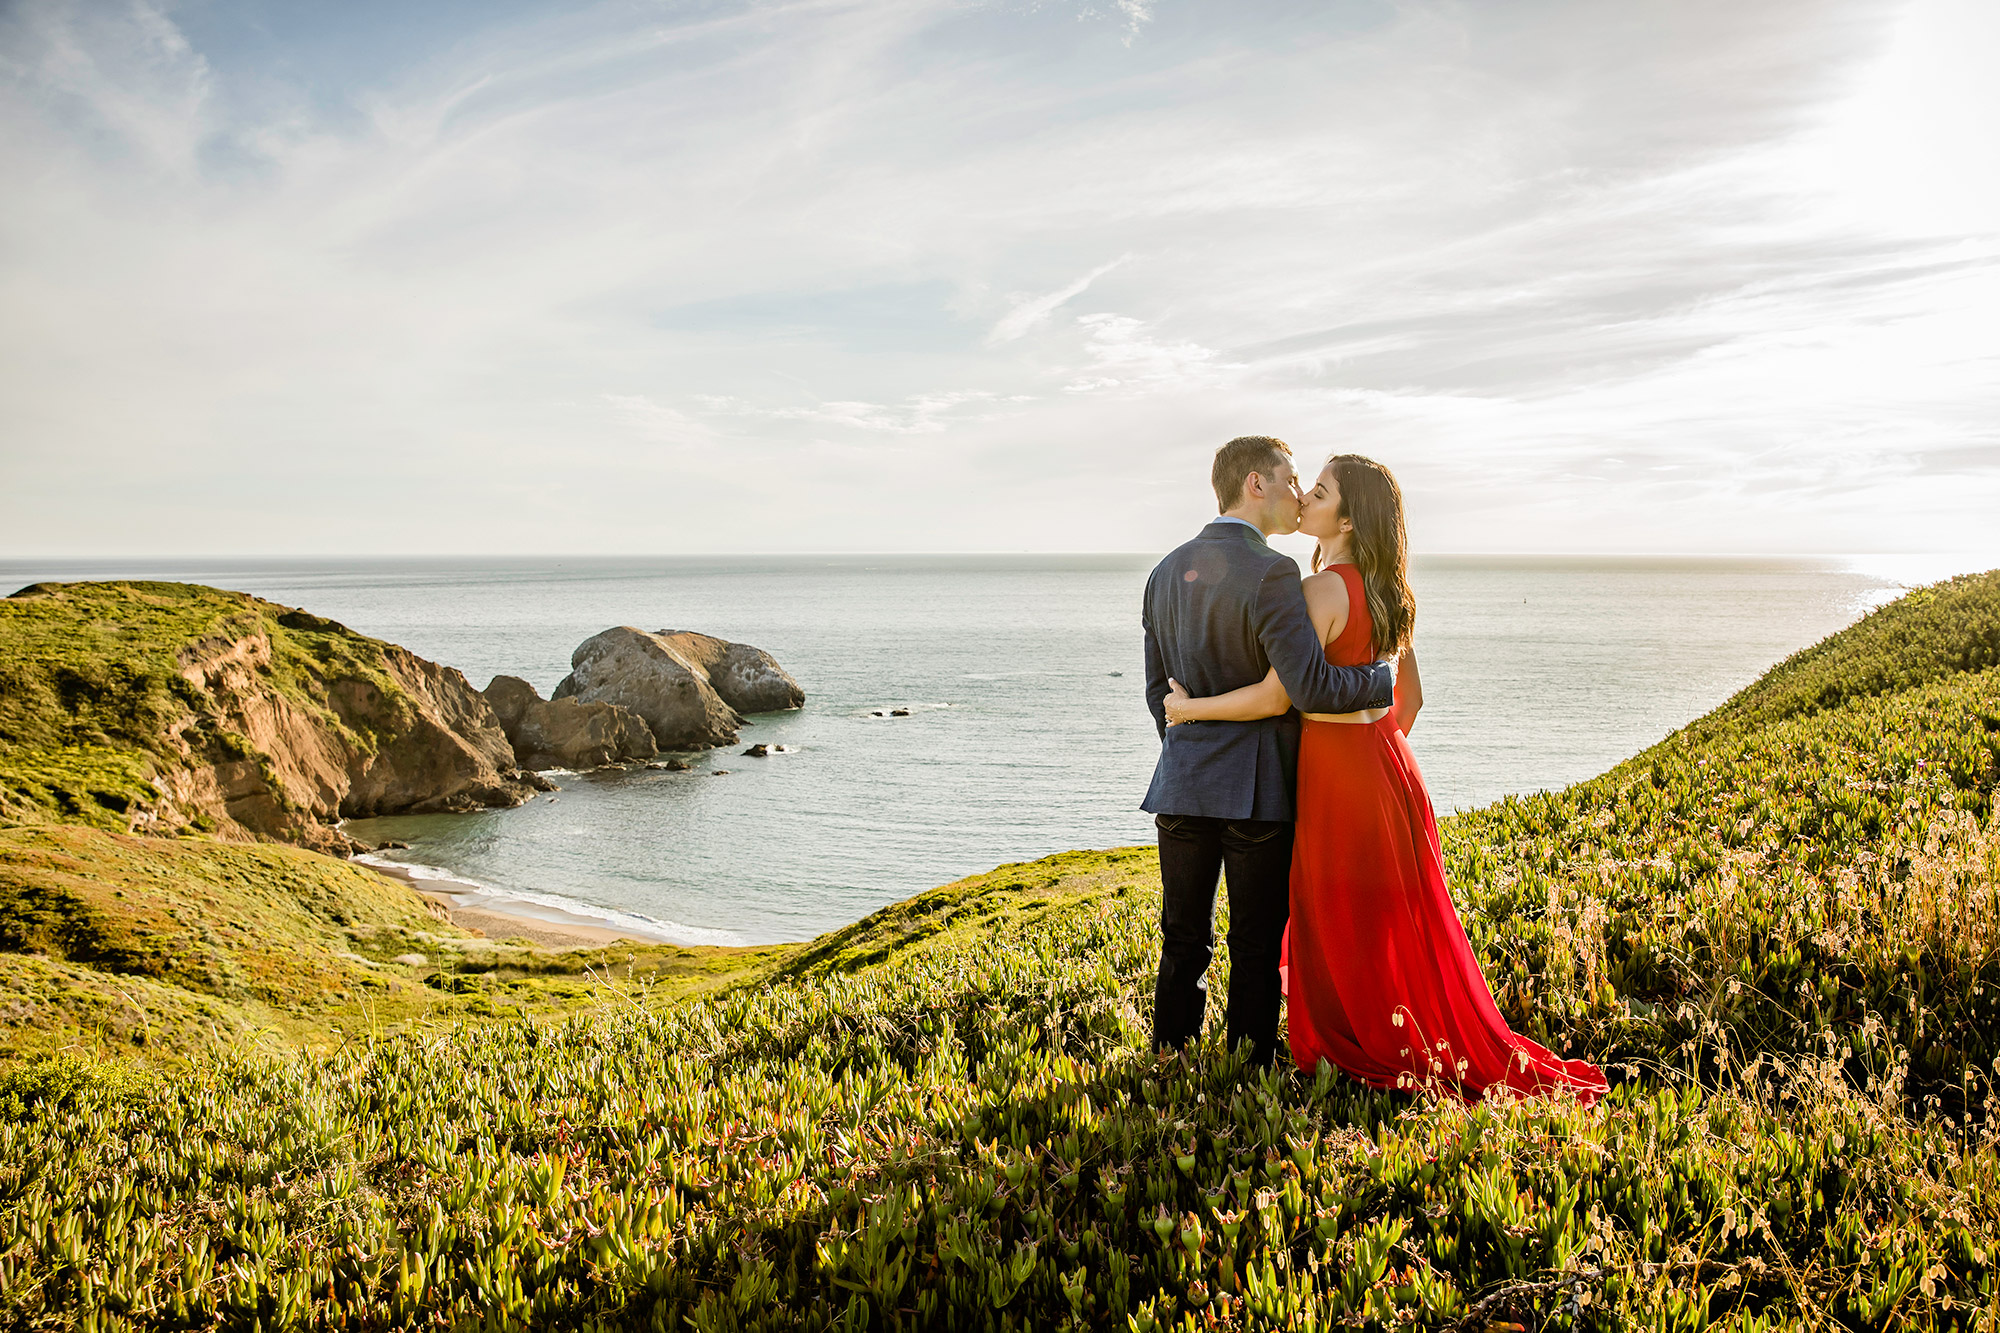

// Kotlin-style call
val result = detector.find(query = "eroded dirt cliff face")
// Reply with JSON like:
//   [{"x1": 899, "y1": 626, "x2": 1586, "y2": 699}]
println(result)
[
  {"x1": 0, "y1": 582, "x2": 539, "y2": 852},
  {"x1": 168, "y1": 630, "x2": 356, "y2": 851},
  {"x1": 338, "y1": 648, "x2": 531, "y2": 817}
]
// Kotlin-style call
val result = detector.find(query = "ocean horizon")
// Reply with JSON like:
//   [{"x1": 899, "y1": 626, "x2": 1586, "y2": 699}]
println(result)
[{"x1": 4, "y1": 552, "x2": 1988, "y2": 946}]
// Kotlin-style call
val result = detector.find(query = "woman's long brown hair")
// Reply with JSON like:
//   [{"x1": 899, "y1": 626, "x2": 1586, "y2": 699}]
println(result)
[{"x1": 1311, "y1": 454, "x2": 1415, "y2": 656}]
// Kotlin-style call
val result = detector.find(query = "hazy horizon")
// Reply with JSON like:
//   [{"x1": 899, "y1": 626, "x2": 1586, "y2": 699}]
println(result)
[{"x1": 5, "y1": 550, "x2": 1994, "y2": 582}]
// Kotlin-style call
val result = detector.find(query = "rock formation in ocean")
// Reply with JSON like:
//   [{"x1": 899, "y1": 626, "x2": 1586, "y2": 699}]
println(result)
[
  {"x1": 552, "y1": 627, "x2": 804, "y2": 750},
  {"x1": 656, "y1": 631, "x2": 807, "y2": 715},
  {"x1": 482, "y1": 675, "x2": 658, "y2": 770},
  {"x1": 0, "y1": 582, "x2": 543, "y2": 854}
]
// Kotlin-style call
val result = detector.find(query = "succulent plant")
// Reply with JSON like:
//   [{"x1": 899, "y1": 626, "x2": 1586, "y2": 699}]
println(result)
[{"x1": 2, "y1": 574, "x2": 1999, "y2": 1327}]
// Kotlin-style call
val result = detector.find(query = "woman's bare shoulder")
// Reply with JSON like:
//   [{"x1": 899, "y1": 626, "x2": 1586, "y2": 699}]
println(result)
[{"x1": 1301, "y1": 569, "x2": 1351, "y2": 610}]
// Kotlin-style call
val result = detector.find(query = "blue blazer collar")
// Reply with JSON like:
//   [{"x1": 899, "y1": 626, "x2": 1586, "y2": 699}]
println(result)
[{"x1": 1200, "y1": 519, "x2": 1269, "y2": 547}]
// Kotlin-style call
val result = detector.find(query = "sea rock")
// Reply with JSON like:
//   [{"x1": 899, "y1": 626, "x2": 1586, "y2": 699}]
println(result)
[
  {"x1": 653, "y1": 631, "x2": 806, "y2": 715},
  {"x1": 553, "y1": 628, "x2": 803, "y2": 750},
  {"x1": 742, "y1": 744, "x2": 770, "y2": 757},
  {"x1": 482, "y1": 675, "x2": 657, "y2": 771}
]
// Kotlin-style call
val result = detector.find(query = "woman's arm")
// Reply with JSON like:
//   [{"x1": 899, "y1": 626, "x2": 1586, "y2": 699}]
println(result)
[
  {"x1": 1162, "y1": 667, "x2": 1290, "y2": 724},
  {"x1": 1163, "y1": 570, "x2": 1358, "y2": 725},
  {"x1": 1394, "y1": 646, "x2": 1423, "y2": 734}
]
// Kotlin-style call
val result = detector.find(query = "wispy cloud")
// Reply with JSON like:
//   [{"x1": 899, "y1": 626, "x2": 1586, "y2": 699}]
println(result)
[
  {"x1": 1113, "y1": 0, "x2": 1155, "y2": 44},
  {"x1": 693, "y1": 390, "x2": 1023, "y2": 435},
  {"x1": 986, "y1": 256, "x2": 1130, "y2": 345},
  {"x1": 0, "y1": 0, "x2": 1994, "y2": 555},
  {"x1": 1061, "y1": 313, "x2": 1229, "y2": 391}
]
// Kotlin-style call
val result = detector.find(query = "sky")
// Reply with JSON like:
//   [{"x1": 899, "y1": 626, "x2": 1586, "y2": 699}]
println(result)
[{"x1": 2, "y1": 0, "x2": 1997, "y2": 557}]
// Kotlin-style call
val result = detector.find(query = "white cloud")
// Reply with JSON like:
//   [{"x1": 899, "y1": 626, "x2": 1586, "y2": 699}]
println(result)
[
  {"x1": 986, "y1": 255, "x2": 1130, "y2": 344},
  {"x1": 0, "y1": 0, "x2": 1994, "y2": 555},
  {"x1": 1110, "y1": 0, "x2": 1154, "y2": 46},
  {"x1": 1060, "y1": 313, "x2": 1229, "y2": 392},
  {"x1": 694, "y1": 389, "x2": 1018, "y2": 435}
]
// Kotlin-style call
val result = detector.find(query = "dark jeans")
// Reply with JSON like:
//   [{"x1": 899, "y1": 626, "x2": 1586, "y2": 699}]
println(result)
[{"x1": 1152, "y1": 812, "x2": 1294, "y2": 1068}]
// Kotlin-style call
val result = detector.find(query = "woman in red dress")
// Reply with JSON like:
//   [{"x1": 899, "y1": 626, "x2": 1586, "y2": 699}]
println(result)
[{"x1": 1165, "y1": 455, "x2": 1604, "y2": 1104}]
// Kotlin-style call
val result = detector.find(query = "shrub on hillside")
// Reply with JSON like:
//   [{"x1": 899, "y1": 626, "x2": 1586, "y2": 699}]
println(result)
[{"x1": 1685, "y1": 569, "x2": 2000, "y2": 742}]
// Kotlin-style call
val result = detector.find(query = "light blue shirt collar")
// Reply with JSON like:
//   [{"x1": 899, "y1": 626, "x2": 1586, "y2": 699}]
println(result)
[{"x1": 1213, "y1": 515, "x2": 1265, "y2": 537}]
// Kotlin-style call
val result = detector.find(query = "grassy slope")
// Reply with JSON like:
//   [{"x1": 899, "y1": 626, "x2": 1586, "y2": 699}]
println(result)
[
  {"x1": 0, "y1": 581, "x2": 410, "y2": 831},
  {"x1": 781, "y1": 847, "x2": 1157, "y2": 979},
  {"x1": 1443, "y1": 578, "x2": 2000, "y2": 1106},
  {"x1": 0, "y1": 827, "x2": 788, "y2": 1065},
  {"x1": 3, "y1": 572, "x2": 1999, "y2": 1329},
  {"x1": 1681, "y1": 570, "x2": 2000, "y2": 743}
]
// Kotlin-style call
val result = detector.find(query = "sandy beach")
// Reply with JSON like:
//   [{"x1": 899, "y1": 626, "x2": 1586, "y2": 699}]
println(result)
[{"x1": 361, "y1": 859, "x2": 648, "y2": 950}]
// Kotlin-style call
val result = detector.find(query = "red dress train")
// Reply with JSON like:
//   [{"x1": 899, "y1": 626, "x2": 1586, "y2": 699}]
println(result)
[{"x1": 1284, "y1": 564, "x2": 1606, "y2": 1104}]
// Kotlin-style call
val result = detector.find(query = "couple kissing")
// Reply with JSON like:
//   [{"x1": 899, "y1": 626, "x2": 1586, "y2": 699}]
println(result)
[{"x1": 1141, "y1": 435, "x2": 1606, "y2": 1104}]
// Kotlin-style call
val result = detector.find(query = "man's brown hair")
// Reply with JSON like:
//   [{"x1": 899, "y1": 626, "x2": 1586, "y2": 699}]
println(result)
[{"x1": 1211, "y1": 435, "x2": 1292, "y2": 512}]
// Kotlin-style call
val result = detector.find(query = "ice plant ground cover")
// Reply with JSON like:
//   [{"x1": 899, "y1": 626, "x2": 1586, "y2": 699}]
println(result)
[{"x1": 1, "y1": 571, "x2": 1999, "y2": 1328}]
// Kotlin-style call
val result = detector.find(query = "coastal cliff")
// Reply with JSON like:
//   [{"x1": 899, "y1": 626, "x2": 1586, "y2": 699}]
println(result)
[{"x1": 0, "y1": 581, "x2": 540, "y2": 853}]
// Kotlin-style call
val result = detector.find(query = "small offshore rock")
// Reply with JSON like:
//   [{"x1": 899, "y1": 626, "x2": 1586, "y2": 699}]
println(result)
[
  {"x1": 890, "y1": 708, "x2": 911, "y2": 717},
  {"x1": 1109, "y1": 671, "x2": 1123, "y2": 677},
  {"x1": 374, "y1": 839, "x2": 412, "y2": 851},
  {"x1": 743, "y1": 744, "x2": 769, "y2": 757},
  {"x1": 710, "y1": 769, "x2": 730, "y2": 776},
  {"x1": 484, "y1": 675, "x2": 656, "y2": 770}
]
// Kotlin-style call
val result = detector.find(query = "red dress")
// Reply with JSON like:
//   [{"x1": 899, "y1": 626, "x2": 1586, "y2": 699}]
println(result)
[{"x1": 1284, "y1": 564, "x2": 1606, "y2": 1104}]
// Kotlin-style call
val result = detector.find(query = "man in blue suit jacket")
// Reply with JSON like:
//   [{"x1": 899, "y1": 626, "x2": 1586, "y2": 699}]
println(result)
[{"x1": 1142, "y1": 435, "x2": 1394, "y2": 1068}]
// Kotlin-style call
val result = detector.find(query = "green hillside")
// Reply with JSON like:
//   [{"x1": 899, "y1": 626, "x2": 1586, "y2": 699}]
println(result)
[
  {"x1": 0, "y1": 825, "x2": 456, "y2": 1060},
  {"x1": 0, "y1": 580, "x2": 538, "y2": 852},
  {"x1": 3, "y1": 572, "x2": 1999, "y2": 1329},
  {"x1": 0, "y1": 582, "x2": 399, "y2": 833},
  {"x1": 0, "y1": 825, "x2": 784, "y2": 1066},
  {"x1": 1678, "y1": 570, "x2": 2000, "y2": 743}
]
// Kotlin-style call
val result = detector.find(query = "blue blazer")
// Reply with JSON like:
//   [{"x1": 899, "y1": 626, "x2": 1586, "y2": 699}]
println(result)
[{"x1": 1142, "y1": 521, "x2": 1393, "y2": 821}]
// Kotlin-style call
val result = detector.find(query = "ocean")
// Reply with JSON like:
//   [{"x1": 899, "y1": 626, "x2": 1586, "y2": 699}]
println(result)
[{"x1": 3, "y1": 553, "x2": 1966, "y2": 945}]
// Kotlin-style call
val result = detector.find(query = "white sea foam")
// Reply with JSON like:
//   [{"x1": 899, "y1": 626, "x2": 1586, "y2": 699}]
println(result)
[{"x1": 353, "y1": 854, "x2": 742, "y2": 947}]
